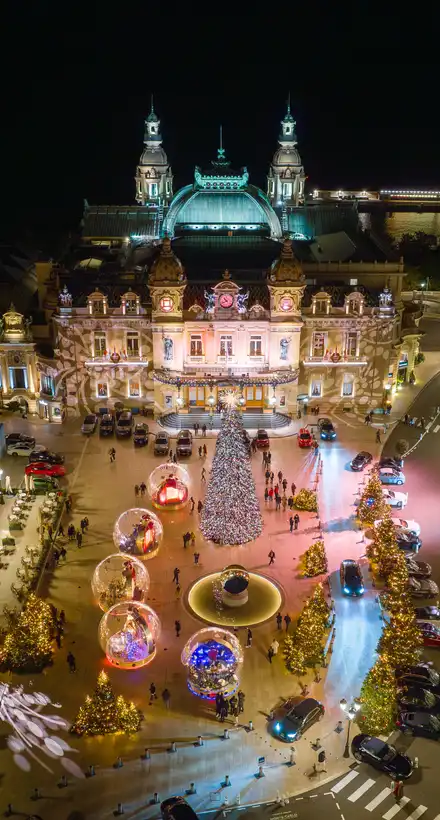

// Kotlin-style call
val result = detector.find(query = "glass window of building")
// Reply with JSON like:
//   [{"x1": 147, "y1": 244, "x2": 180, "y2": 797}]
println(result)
[
  {"x1": 349, "y1": 278, "x2": 358, "y2": 286},
  {"x1": 312, "y1": 332, "x2": 326, "y2": 357},
  {"x1": 149, "y1": 183, "x2": 158, "y2": 197},
  {"x1": 127, "y1": 332, "x2": 139, "y2": 356},
  {"x1": 94, "y1": 332, "x2": 106, "y2": 356},
  {"x1": 41, "y1": 374, "x2": 54, "y2": 396},
  {"x1": 310, "y1": 379, "x2": 322, "y2": 398},
  {"x1": 345, "y1": 331, "x2": 358, "y2": 357},
  {"x1": 282, "y1": 182, "x2": 292, "y2": 198},
  {"x1": 220, "y1": 335, "x2": 233, "y2": 356},
  {"x1": 129, "y1": 379, "x2": 140, "y2": 397},
  {"x1": 190, "y1": 335, "x2": 203, "y2": 356},
  {"x1": 126, "y1": 298, "x2": 137, "y2": 314},
  {"x1": 9, "y1": 368, "x2": 28, "y2": 390},
  {"x1": 249, "y1": 335, "x2": 262, "y2": 356},
  {"x1": 92, "y1": 300, "x2": 104, "y2": 315},
  {"x1": 97, "y1": 382, "x2": 108, "y2": 398},
  {"x1": 342, "y1": 374, "x2": 354, "y2": 397},
  {"x1": 315, "y1": 299, "x2": 328, "y2": 313}
]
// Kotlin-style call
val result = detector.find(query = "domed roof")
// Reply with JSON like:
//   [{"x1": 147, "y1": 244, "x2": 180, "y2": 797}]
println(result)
[
  {"x1": 272, "y1": 146, "x2": 302, "y2": 167},
  {"x1": 139, "y1": 145, "x2": 168, "y2": 167},
  {"x1": 148, "y1": 237, "x2": 186, "y2": 286},
  {"x1": 268, "y1": 238, "x2": 304, "y2": 283}
]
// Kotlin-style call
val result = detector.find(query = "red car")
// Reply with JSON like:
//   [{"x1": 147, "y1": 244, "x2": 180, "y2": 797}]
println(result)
[
  {"x1": 298, "y1": 428, "x2": 313, "y2": 448},
  {"x1": 420, "y1": 623, "x2": 440, "y2": 648},
  {"x1": 25, "y1": 462, "x2": 66, "y2": 478},
  {"x1": 255, "y1": 429, "x2": 270, "y2": 449}
]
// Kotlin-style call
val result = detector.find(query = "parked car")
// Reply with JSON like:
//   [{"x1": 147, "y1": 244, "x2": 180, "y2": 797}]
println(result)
[
  {"x1": 7, "y1": 441, "x2": 36, "y2": 457},
  {"x1": 5, "y1": 433, "x2": 36, "y2": 447},
  {"x1": 298, "y1": 428, "x2": 313, "y2": 448},
  {"x1": 351, "y1": 734, "x2": 413, "y2": 779},
  {"x1": 382, "y1": 488, "x2": 408, "y2": 509},
  {"x1": 340, "y1": 559, "x2": 364, "y2": 596},
  {"x1": 116, "y1": 411, "x2": 133, "y2": 437},
  {"x1": 133, "y1": 422, "x2": 149, "y2": 446},
  {"x1": 32, "y1": 475, "x2": 60, "y2": 494},
  {"x1": 28, "y1": 446, "x2": 64, "y2": 465},
  {"x1": 25, "y1": 462, "x2": 66, "y2": 478},
  {"x1": 154, "y1": 431, "x2": 169, "y2": 455},
  {"x1": 255, "y1": 429, "x2": 270, "y2": 449},
  {"x1": 81, "y1": 414, "x2": 98, "y2": 435},
  {"x1": 415, "y1": 606, "x2": 440, "y2": 623},
  {"x1": 350, "y1": 451, "x2": 373, "y2": 471},
  {"x1": 271, "y1": 697, "x2": 324, "y2": 742},
  {"x1": 176, "y1": 429, "x2": 193, "y2": 457},
  {"x1": 396, "y1": 663, "x2": 440, "y2": 689},
  {"x1": 378, "y1": 468, "x2": 405, "y2": 486},
  {"x1": 99, "y1": 414, "x2": 114, "y2": 436},
  {"x1": 408, "y1": 577, "x2": 438, "y2": 598},
  {"x1": 405, "y1": 557, "x2": 432, "y2": 579},
  {"x1": 396, "y1": 532, "x2": 422, "y2": 553},
  {"x1": 374, "y1": 517, "x2": 421, "y2": 537},
  {"x1": 397, "y1": 686, "x2": 440, "y2": 711},
  {"x1": 377, "y1": 456, "x2": 404, "y2": 471},
  {"x1": 318, "y1": 418, "x2": 336, "y2": 440},
  {"x1": 397, "y1": 710, "x2": 440, "y2": 740},
  {"x1": 160, "y1": 796, "x2": 199, "y2": 820},
  {"x1": 419, "y1": 623, "x2": 440, "y2": 647}
]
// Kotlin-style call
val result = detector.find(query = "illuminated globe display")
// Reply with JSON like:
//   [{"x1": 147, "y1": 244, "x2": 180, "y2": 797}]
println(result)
[
  {"x1": 181, "y1": 627, "x2": 243, "y2": 699},
  {"x1": 98, "y1": 602, "x2": 161, "y2": 670},
  {"x1": 220, "y1": 564, "x2": 249, "y2": 607},
  {"x1": 91, "y1": 553, "x2": 150, "y2": 612},
  {"x1": 148, "y1": 464, "x2": 190, "y2": 510},
  {"x1": 113, "y1": 508, "x2": 163, "y2": 560}
]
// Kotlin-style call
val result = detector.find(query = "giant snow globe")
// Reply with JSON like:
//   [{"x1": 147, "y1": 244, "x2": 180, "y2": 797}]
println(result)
[
  {"x1": 181, "y1": 627, "x2": 243, "y2": 699},
  {"x1": 91, "y1": 553, "x2": 150, "y2": 612},
  {"x1": 113, "y1": 508, "x2": 163, "y2": 560},
  {"x1": 148, "y1": 464, "x2": 190, "y2": 510},
  {"x1": 98, "y1": 602, "x2": 161, "y2": 669},
  {"x1": 220, "y1": 564, "x2": 249, "y2": 607}
]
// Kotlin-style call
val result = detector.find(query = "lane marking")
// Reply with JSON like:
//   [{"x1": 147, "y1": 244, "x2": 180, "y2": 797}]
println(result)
[
  {"x1": 406, "y1": 809, "x2": 427, "y2": 820},
  {"x1": 426, "y1": 421, "x2": 433, "y2": 430},
  {"x1": 348, "y1": 778, "x2": 376, "y2": 801},
  {"x1": 331, "y1": 770, "x2": 359, "y2": 793},
  {"x1": 365, "y1": 787, "x2": 393, "y2": 811},
  {"x1": 382, "y1": 797, "x2": 410, "y2": 819},
  {"x1": 434, "y1": 424, "x2": 440, "y2": 433},
  {"x1": 69, "y1": 436, "x2": 90, "y2": 491}
]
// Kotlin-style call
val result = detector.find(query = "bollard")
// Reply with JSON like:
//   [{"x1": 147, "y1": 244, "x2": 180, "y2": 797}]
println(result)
[
  {"x1": 223, "y1": 728, "x2": 229, "y2": 740},
  {"x1": 311, "y1": 738, "x2": 321, "y2": 751},
  {"x1": 59, "y1": 775, "x2": 68, "y2": 788},
  {"x1": 222, "y1": 775, "x2": 231, "y2": 787},
  {"x1": 248, "y1": 719, "x2": 253, "y2": 731},
  {"x1": 153, "y1": 793, "x2": 160, "y2": 804},
  {"x1": 235, "y1": 794, "x2": 241, "y2": 805},
  {"x1": 142, "y1": 747, "x2": 151, "y2": 760},
  {"x1": 269, "y1": 710, "x2": 274, "y2": 721},
  {"x1": 256, "y1": 765, "x2": 265, "y2": 779},
  {"x1": 31, "y1": 788, "x2": 41, "y2": 801},
  {"x1": 169, "y1": 741, "x2": 177, "y2": 753},
  {"x1": 115, "y1": 756, "x2": 123, "y2": 769},
  {"x1": 289, "y1": 747, "x2": 296, "y2": 766},
  {"x1": 197, "y1": 735, "x2": 204, "y2": 746},
  {"x1": 223, "y1": 794, "x2": 229, "y2": 807},
  {"x1": 88, "y1": 764, "x2": 96, "y2": 777},
  {"x1": 116, "y1": 803, "x2": 124, "y2": 816},
  {"x1": 336, "y1": 720, "x2": 344, "y2": 733},
  {"x1": 314, "y1": 670, "x2": 321, "y2": 683},
  {"x1": 5, "y1": 804, "x2": 13, "y2": 817},
  {"x1": 186, "y1": 783, "x2": 196, "y2": 795}
]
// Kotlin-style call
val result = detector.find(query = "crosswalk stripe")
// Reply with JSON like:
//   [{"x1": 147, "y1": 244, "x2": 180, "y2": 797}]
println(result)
[
  {"x1": 434, "y1": 424, "x2": 440, "y2": 433},
  {"x1": 426, "y1": 421, "x2": 433, "y2": 430},
  {"x1": 406, "y1": 808, "x2": 427, "y2": 820},
  {"x1": 382, "y1": 797, "x2": 410, "y2": 819},
  {"x1": 365, "y1": 787, "x2": 393, "y2": 811},
  {"x1": 331, "y1": 770, "x2": 359, "y2": 793},
  {"x1": 348, "y1": 778, "x2": 376, "y2": 802}
]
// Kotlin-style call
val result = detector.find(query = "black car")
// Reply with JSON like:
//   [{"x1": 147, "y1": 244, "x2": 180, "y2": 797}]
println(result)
[
  {"x1": 99, "y1": 414, "x2": 114, "y2": 436},
  {"x1": 350, "y1": 451, "x2": 373, "y2": 471},
  {"x1": 396, "y1": 532, "x2": 422, "y2": 553},
  {"x1": 378, "y1": 456, "x2": 404, "y2": 471},
  {"x1": 340, "y1": 559, "x2": 364, "y2": 596},
  {"x1": 351, "y1": 734, "x2": 413, "y2": 779},
  {"x1": 397, "y1": 685, "x2": 440, "y2": 710},
  {"x1": 319, "y1": 419, "x2": 337, "y2": 441},
  {"x1": 397, "y1": 710, "x2": 440, "y2": 740},
  {"x1": 28, "y1": 448, "x2": 64, "y2": 465},
  {"x1": 160, "y1": 796, "x2": 199, "y2": 820},
  {"x1": 396, "y1": 663, "x2": 440, "y2": 689},
  {"x1": 5, "y1": 432, "x2": 36, "y2": 447},
  {"x1": 405, "y1": 558, "x2": 432, "y2": 579},
  {"x1": 272, "y1": 697, "x2": 324, "y2": 742},
  {"x1": 133, "y1": 423, "x2": 149, "y2": 446},
  {"x1": 415, "y1": 606, "x2": 440, "y2": 621}
]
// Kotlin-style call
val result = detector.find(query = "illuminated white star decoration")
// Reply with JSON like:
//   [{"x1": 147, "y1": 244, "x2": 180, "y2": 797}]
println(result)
[
  {"x1": 220, "y1": 389, "x2": 239, "y2": 409},
  {"x1": 0, "y1": 682, "x2": 75, "y2": 772}
]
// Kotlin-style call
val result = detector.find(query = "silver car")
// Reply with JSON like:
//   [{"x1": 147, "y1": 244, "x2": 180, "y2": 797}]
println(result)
[
  {"x1": 154, "y1": 431, "x2": 169, "y2": 455},
  {"x1": 408, "y1": 577, "x2": 439, "y2": 599},
  {"x1": 81, "y1": 414, "x2": 98, "y2": 435}
]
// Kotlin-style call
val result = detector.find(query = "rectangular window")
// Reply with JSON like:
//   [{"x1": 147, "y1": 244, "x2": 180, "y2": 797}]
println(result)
[
  {"x1": 315, "y1": 300, "x2": 327, "y2": 313},
  {"x1": 197, "y1": 387, "x2": 205, "y2": 401},
  {"x1": 255, "y1": 387, "x2": 263, "y2": 401},
  {"x1": 126, "y1": 332, "x2": 139, "y2": 356},
  {"x1": 92, "y1": 300, "x2": 103, "y2": 315},
  {"x1": 312, "y1": 332, "x2": 326, "y2": 358},
  {"x1": 125, "y1": 299, "x2": 137, "y2": 314},
  {"x1": 246, "y1": 386, "x2": 254, "y2": 400},
  {"x1": 310, "y1": 379, "x2": 322, "y2": 398},
  {"x1": 220, "y1": 335, "x2": 233, "y2": 356},
  {"x1": 282, "y1": 182, "x2": 292, "y2": 198},
  {"x1": 97, "y1": 382, "x2": 108, "y2": 398},
  {"x1": 190, "y1": 335, "x2": 203, "y2": 356},
  {"x1": 249, "y1": 335, "x2": 262, "y2": 356},
  {"x1": 9, "y1": 368, "x2": 28, "y2": 390},
  {"x1": 149, "y1": 182, "x2": 158, "y2": 197},
  {"x1": 129, "y1": 379, "x2": 140, "y2": 398},
  {"x1": 41, "y1": 375, "x2": 54, "y2": 396},
  {"x1": 94, "y1": 332, "x2": 106, "y2": 356},
  {"x1": 342, "y1": 376, "x2": 354, "y2": 397},
  {"x1": 345, "y1": 331, "x2": 358, "y2": 357},
  {"x1": 189, "y1": 388, "x2": 197, "y2": 406},
  {"x1": 349, "y1": 278, "x2": 358, "y2": 286}
]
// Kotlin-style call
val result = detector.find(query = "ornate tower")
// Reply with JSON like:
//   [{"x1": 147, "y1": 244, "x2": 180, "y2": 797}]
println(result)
[
  {"x1": 135, "y1": 98, "x2": 173, "y2": 206},
  {"x1": 267, "y1": 97, "x2": 306, "y2": 207},
  {"x1": 267, "y1": 238, "x2": 304, "y2": 384}
]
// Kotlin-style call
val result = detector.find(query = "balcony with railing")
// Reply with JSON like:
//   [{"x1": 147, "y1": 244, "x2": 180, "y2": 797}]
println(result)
[
  {"x1": 85, "y1": 352, "x2": 149, "y2": 366},
  {"x1": 302, "y1": 353, "x2": 367, "y2": 366}
]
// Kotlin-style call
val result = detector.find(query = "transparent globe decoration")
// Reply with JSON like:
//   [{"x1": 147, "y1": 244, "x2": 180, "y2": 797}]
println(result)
[
  {"x1": 181, "y1": 627, "x2": 244, "y2": 699},
  {"x1": 113, "y1": 508, "x2": 163, "y2": 560},
  {"x1": 91, "y1": 553, "x2": 150, "y2": 612},
  {"x1": 220, "y1": 564, "x2": 250, "y2": 607},
  {"x1": 98, "y1": 602, "x2": 161, "y2": 670},
  {"x1": 148, "y1": 463, "x2": 191, "y2": 510}
]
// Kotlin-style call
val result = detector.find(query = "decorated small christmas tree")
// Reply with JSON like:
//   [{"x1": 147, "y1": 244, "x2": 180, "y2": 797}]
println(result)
[
  {"x1": 70, "y1": 670, "x2": 142, "y2": 736},
  {"x1": 357, "y1": 473, "x2": 387, "y2": 527},
  {"x1": 293, "y1": 489, "x2": 318, "y2": 512},
  {"x1": 369, "y1": 511, "x2": 398, "y2": 573},
  {"x1": 359, "y1": 656, "x2": 397, "y2": 735},
  {"x1": 378, "y1": 605, "x2": 423, "y2": 670},
  {"x1": 0, "y1": 594, "x2": 55, "y2": 672},
  {"x1": 283, "y1": 636, "x2": 306, "y2": 676},
  {"x1": 302, "y1": 540, "x2": 327, "y2": 577}
]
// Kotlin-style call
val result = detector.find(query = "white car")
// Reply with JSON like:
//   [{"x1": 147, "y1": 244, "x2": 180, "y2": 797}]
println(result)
[
  {"x1": 6, "y1": 441, "x2": 35, "y2": 457},
  {"x1": 382, "y1": 489, "x2": 408, "y2": 509},
  {"x1": 408, "y1": 577, "x2": 439, "y2": 599},
  {"x1": 374, "y1": 517, "x2": 421, "y2": 537}
]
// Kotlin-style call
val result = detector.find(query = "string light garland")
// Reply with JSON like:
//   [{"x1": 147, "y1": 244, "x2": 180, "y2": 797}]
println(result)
[
  {"x1": 293, "y1": 488, "x2": 318, "y2": 512},
  {"x1": 302, "y1": 540, "x2": 328, "y2": 577},
  {"x1": 200, "y1": 407, "x2": 263, "y2": 545},
  {"x1": 359, "y1": 656, "x2": 397, "y2": 735},
  {"x1": 284, "y1": 585, "x2": 330, "y2": 673},
  {"x1": 357, "y1": 473, "x2": 387, "y2": 527},
  {"x1": 70, "y1": 670, "x2": 142, "y2": 736},
  {"x1": 0, "y1": 594, "x2": 55, "y2": 672}
]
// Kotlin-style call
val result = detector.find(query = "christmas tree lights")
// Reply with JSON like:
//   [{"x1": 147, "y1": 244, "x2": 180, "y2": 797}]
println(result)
[
  {"x1": 0, "y1": 594, "x2": 55, "y2": 672},
  {"x1": 293, "y1": 488, "x2": 318, "y2": 512},
  {"x1": 70, "y1": 670, "x2": 142, "y2": 736},
  {"x1": 302, "y1": 540, "x2": 328, "y2": 577},
  {"x1": 200, "y1": 408, "x2": 263, "y2": 545},
  {"x1": 378, "y1": 606, "x2": 423, "y2": 669},
  {"x1": 283, "y1": 636, "x2": 306, "y2": 675},
  {"x1": 284, "y1": 585, "x2": 330, "y2": 673},
  {"x1": 359, "y1": 656, "x2": 397, "y2": 735},
  {"x1": 357, "y1": 473, "x2": 387, "y2": 527}
]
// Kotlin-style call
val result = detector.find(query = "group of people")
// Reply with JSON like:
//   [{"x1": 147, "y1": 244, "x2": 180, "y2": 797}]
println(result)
[
  {"x1": 134, "y1": 482, "x2": 147, "y2": 496},
  {"x1": 215, "y1": 689, "x2": 245, "y2": 721},
  {"x1": 193, "y1": 422, "x2": 207, "y2": 437}
]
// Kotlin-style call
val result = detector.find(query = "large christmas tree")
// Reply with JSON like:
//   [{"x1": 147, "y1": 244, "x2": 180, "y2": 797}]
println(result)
[
  {"x1": 0, "y1": 594, "x2": 55, "y2": 672},
  {"x1": 359, "y1": 656, "x2": 397, "y2": 735},
  {"x1": 70, "y1": 670, "x2": 142, "y2": 736},
  {"x1": 200, "y1": 406, "x2": 263, "y2": 545},
  {"x1": 358, "y1": 473, "x2": 387, "y2": 527}
]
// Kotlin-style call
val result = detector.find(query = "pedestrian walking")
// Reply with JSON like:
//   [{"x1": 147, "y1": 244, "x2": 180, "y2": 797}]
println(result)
[
  {"x1": 271, "y1": 639, "x2": 279, "y2": 656},
  {"x1": 237, "y1": 690, "x2": 245, "y2": 713},
  {"x1": 201, "y1": 467, "x2": 206, "y2": 481},
  {"x1": 80, "y1": 518, "x2": 87, "y2": 534},
  {"x1": 175, "y1": 619, "x2": 181, "y2": 637},
  {"x1": 65, "y1": 496, "x2": 72, "y2": 513},
  {"x1": 268, "y1": 646, "x2": 274, "y2": 664},
  {"x1": 246, "y1": 628, "x2": 252, "y2": 648},
  {"x1": 198, "y1": 446, "x2": 203, "y2": 458},
  {"x1": 169, "y1": 450, "x2": 173, "y2": 462},
  {"x1": 59, "y1": 609, "x2": 66, "y2": 624},
  {"x1": 268, "y1": 487, "x2": 274, "y2": 502},
  {"x1": 194, "y1": 552, "x2": 200, "y2": 565},
  {"x1": 134, "y1": 484, "x2": 140, "y2": 497},
  {"x1": 140, "y1": 482, "x2": 146, "y2": 496},
  {"x1": 268, "y1": 549, "x2": 276, "y2": 565},
  {"x1": 55, "y1": 631, "x2": 62, "y2": 649},
  {"x1": 291, "y1": 482, "x2": 296, "y2": 496},
  {"x1": 149, "y1": 682, "x2": 157, "y2": 703},
  {"x1": 288, "y1": 495, "x2": 294, "y2": 509},
  {"x1": 83, "y1": 516, "x2": 89, "y2": 530},
  {"x1": 173, "y1": 567, "x2": 180, "y2": 584},
  {"x1": 202, "y1": 424, "x2": 207, "y2": 437},
  {"x1": 220, "y1": 702, "x2": 228, "y2": 722},
  {"x1": 393, "y1": 780, "x2": 403, "y2": 801},
  {"x1": 264, "y1": 488, "x2": 269, "y2": 503},
  {"x1": 364, "y1": 413, "x2": 370, "y2": 425},
  {"x1": 173, "y1": 453, "x2": 177, "y2": 464},
  {"x1": 270, "y1": 471, "x2": 274, "y2": 484},
  {"x1": 284, "y1": 614, "x2": 291, "y2": 633},
  {"x1": 60, "y1": 546, "x2": 67, "y2": 561},
  {"x1": 265, "y1": 469, "x2": 271, "y2": 485},
  {"x1": 293, "y1": 513, "x2": 300, "y2": 530},
  {"x1": 197, "y1": 500, "x2": 203, "y2": 514},
  {"x1": 276, "y1": 612, "x2": 282, "y2": 630},
  {"x1": 109, "y1": 447, "x2": 116, "y2": 462},
  {"x1": 58, "y1": 523, "x2": 65, "y2": 538},
  {"x1": 404, "y1": 413, "x2": 409, "y2": 425},
  {"x1": 67, "y1": 651, "x2": 76, "y2": 673},
  {"x1": 67, "y1": 524, "x2": 74, "y2": 541},
  {"x1": 215, "y1": 693, "x2": 222, "y2": 718},
  {"x1": 262, "y1": 451, "x2": 267, "y2": 466},
  {"x1": 190, "y1": 496, "x2": 195, "y2": 512},
  {"x1": 76, "y1": 531, "x2": 82, "y2": 548},
  {"x1": 267, "y1": 451, "x2": 272, "y2": 464},
  {"x1": 203, "y1": 444, "x2": 207, "y2": 457},
  {"x1": 182, "y1": 533, "x2": 189, "y2": 549},
  {"x1": 316, "y1": 749, "x2": 327, "y2": 773},
  {"x1": 53, "y1": 548, "x2": 60, "y2": 566},
  {"x1": 420, "y1": 416, "x2": 426, "y2": 431},
  {"x1": 175, "y1": 584, "x2": 181, "y2": 599},
  {"x1": 282, "y1": 479, "x2": 288, "y2": 492},
  {"x1": 376, "y1": 429, "x2": 381, "y2": 444},
  {"x1": 162, "y1": 688, "x2": 171, "y2": 709},
  {"x1": 282, "y1": 495, "x2": 287, "y2": 511},
  {"x1": 229, "y1": 695, "x2": 237, "y2": 715},
  {"x1": 274, "y1": 483, "x2": 279, "y2": 497},
  {"x1": 190, "y1": 531, "x2": 196, "y2": 548},
  {"x1": 275, "y1": 495, "x2": 281, "y2": 510}
]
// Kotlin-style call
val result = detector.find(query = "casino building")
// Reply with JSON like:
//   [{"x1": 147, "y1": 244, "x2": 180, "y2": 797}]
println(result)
[{"x1": 43, "y1": 101, "x2": 421, "y2": 422}]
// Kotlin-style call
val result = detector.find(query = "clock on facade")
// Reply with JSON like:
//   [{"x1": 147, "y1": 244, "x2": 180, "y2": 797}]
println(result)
[
  {"x1": 219, "y1": 293, "x2": 234, "y2": 308},
  {"x1": 159, "y1": 296, "x2": 174, "y2": 312},
  {"x1": 279, "y1": 295, "x2": 294, "y2": 312}
]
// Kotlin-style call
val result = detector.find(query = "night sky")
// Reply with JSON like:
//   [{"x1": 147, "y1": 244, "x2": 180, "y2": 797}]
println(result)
[{"x1": 3, "y1": 2, "x2": 438, "y2": 243}]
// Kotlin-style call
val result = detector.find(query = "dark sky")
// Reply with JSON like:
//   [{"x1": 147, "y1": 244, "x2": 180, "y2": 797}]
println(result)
[{"x1": 2, "y1": 1, "x2": 439, "y2": 242}]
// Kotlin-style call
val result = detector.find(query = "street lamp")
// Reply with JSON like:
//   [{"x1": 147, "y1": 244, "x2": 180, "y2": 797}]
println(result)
[{"x1": 340, "y1": 698, "x2": 361, "y2": 758}]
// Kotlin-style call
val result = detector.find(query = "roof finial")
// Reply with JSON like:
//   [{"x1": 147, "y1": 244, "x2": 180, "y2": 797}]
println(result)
[
  {"x1": 287, "y1": 91, "x2": 291, "y2": 115},
  {"x1": 150, "y1": 93, "x2": 154, "y2": 115},
  {"x1": 217, "y1": 124, "x2": 226, "y2": 160}
]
